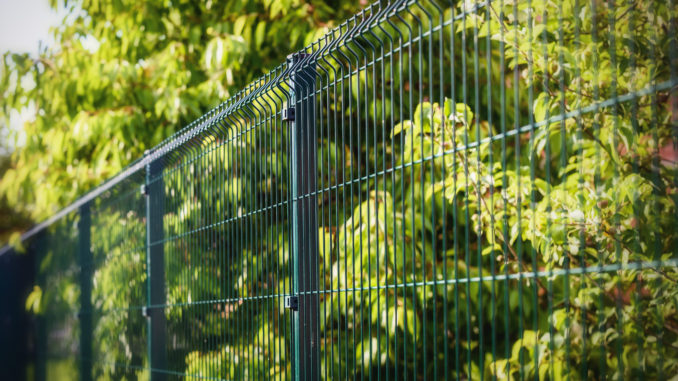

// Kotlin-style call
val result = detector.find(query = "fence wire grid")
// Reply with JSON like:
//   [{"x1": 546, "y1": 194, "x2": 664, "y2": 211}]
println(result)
[{"x1": 3, "y1": 0, "x2": 678, "y2": 379}]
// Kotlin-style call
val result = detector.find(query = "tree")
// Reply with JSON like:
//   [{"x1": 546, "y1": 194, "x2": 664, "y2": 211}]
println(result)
[
  {"x1": 12, "y1": 0, "x2": 678, "y2": 379},
  {"x1": 0, "y1": 0, "x2": 363, "y2": 224}
]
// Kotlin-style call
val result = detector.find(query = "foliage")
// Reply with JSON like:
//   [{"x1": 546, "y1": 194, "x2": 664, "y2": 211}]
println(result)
[
  {"x1": 318, "y1": 0, "x2": 678, "y2": 378},
  {"x1": 0, "y1": 0, "x2": 363, "y2": 222},
  {"x1": 20, "y1": 0, "x2": 678, "y2": 379},
  {"x1": 0, "y1": 154, "x2": 31, "y2": 244}
]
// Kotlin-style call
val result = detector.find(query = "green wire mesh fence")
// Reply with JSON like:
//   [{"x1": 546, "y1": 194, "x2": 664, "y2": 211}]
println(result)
[{"x1": 2, "y1": 0, "x2": 678, "y2": 379}]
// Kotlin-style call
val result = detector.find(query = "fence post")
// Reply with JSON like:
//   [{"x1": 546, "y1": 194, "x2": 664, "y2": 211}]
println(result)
[
  {"x1": 287, "y1": 53, "x2": 319, "y2": 381},
  {"x1": 145, "y1": 154, "x2": 167, "y2": 381},
  {"x1": 34, "y1": 231, "x2": 47, "y2": 381},
  {"x1": 78, "y1": 203, "x2": 92, "y2": 381}
]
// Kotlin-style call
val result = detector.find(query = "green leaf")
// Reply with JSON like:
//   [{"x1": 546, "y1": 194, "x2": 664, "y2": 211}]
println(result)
[
  {"x1": 391, "y1": 120, "x2": 412, "y2": 138},
  {"x1": 25, "y1": 285, "x2": 42, "y2": 314}
]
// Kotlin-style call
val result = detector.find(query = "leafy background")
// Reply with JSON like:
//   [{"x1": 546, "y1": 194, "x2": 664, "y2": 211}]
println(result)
[
  {"x1": 0, "y1": 0, "x2": 365, "y2": 239},
  {"x1": 3, "y1": 0, "x2": 678, "y2": 380}
]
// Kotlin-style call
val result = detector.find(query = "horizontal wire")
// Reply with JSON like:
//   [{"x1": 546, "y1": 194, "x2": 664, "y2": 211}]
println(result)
[
  {"x1": 78, "y1": 257, "x2": 676, "y2": 315},
  {"x1": 149, "y1": 198, "x2": 291, "y2": 247}
]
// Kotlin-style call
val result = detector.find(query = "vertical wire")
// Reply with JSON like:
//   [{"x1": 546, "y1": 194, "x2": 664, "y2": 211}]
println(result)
[
  {"x1": 236, "y1": 111, "x2": 244, "y2": 380},
  {"x1": 356, "y1": 13, "x2": 367, "y2": 379},
  {"x1": 496, "y1": 0, "x2": 511, "y2": 376},
  {"x1": 192, "y1": 144, "x2": 198, "y2": 379},
  {"x1": 249, "y1": 106, "x2": 257, "y2": 380},
  {"x1": 274, "y1": 82, "x2": 282, "y2": 381},
  {"x1": 460, "y1": 0, "x2": 474, "y2": 377},
  {"x1": 316, "y1": 40, "x2": 329, "y2": 381},
  {"x1": 538, "y1": 0, "x2": 555, "y2": 379},
  {"x1": 220, "y1": 122, "x2": 226, "y2": 381},
  {"x1": 671, "y1": 0, "x2": 678, "y2": 270},
  {"x1": 510, "y1": 0, "x2": 525, "y2": 377},
  {"x1": 471, "y1": 0, "x2": 484, "y2": 376},
  {"x1": 327, "y1": 38, "x2": 337, "y2": 381},
  {"x1": 368, "y1": 10, "x2": 382, "y2": 380},
  {"x1": 425, "y1": 1, "x2": 440, "y2": 378},
  {"x1": 440, "y1": 1, "x2": 451, "y2": 379},
  {"x1": 275, "y1": 79, "x2": 284, "y2": 381},
  {"x1": 181, "y1": 148, "x2": 186, "y2": 381},
  {"x1": 556, "y1": 0, "x2": 572, "y2": 377},
  {"x1": 589, "y1": 0, "x2": 609, "y2": 377},
  {"x1": 345, "y1": 20, "x2": 362, "y2": 381},
  {"x1": 318, "y1": 37, "x2": 336, "y2": 381},
  {"x1": 185, "y1": 142, "x2": 190, "y2": 379},
  {"x1": 245, "y1": 106, "x2": 254, "y2": 380},
  {"x1": 450, "y1": 2, "x2": 461, "y2": 378},
  {"x1": 392, "y1": 8, "x2": 407, "y2": 378},
  {"x1": 211, "y1": 123, "x2": 217, "y2": 380},
  {"x1": 361, "y1": 11, "x2": 374, "y2": 379},
  {"x1": 229, "y1": 112, "x2": 237, "y2": 380},
  {"x1": 670, "y1": 0, "x2": 678, "y2": 374},
  {"x1": 261, "y1": 87, "x2": 272, "y2": 381},
  {"x1": 200, "y1": 139, "x2": 206, "y2": 379},
  {"x1": 246, "y1": 105, "x2": 254, "y2": 381},
  {"x1": 240, "y1": 108, "x2": 251, "y2": 380},
  {"x1": 415, "y1": 4, "x2": 426, "y2": 376},
  {"x1": 196, "y1": 185, "x2": 199, "y2": 381},
  {"x1": 625, "y1": 0, "x2": 646, "y2": 375},
  {"x1": 358, "y1": 12, "x2": 371, "y2": 379},
  {"x1": 605, "y1": 0, "x2": 625, "y2": 377},
  {"x1": 202, "y1": 137, "x2": 207, "y2": 378},
  {"x1": 648, "y1": 2, "x2": 665, "y2": 378},
  {"x1": 333, "y1": 35, "x2": 342, "y2": 380},
  {"x1": 263, "y1": 89, "x2": 271, "y2": 380},
  {"x1": 234, "y1": 111, "x2": 242, "y2": 380},
  {"x1": 178, "y1": 152, "x2": 181, "y2": 379},
  {"x1": 484, "y1": 0, "x2": 498, "y2": 374},
  {"x1": 258, "y1": 93, "x2": 267, "y2": 381},
  {"x1": 524, "y1": 1, "x2": 540, "y2": 378},
  {"x1": 263, "y1": 88, "x2": 272, "y2": 380},
  {"x1": 286, "y1": 78, "x2": 294, "y2": 381},
  {"x1": 335, "y1": 25, "x2": 352, "y2": 380},
  {"x1": 243, "y1": 106, "x2": 252, "y2": 380},
  {"x1": 214, "y1": 126, "x2": 220, "y2": 379},
  {"x1": 203, "y1": 135, "x2": 208, "y2": 379},
  {"x1": 254, "y1": 98, "x2": 263, "y2": 381},
  {"x1": 404, "y1": 5, "x2": 416, "y2": 377},
  {"x1": 313, "y1": 46, "x2": 324, "y2": 381},
  {"x1": 375, "y1": 10, "x2": 394, "y2": 380},
  {"x1": 377, "y1": 9, "x2": 389, "y2": 379},
  {"x1": 222, "y1": 121, "x2": 227, "y2": 380},
  {"x1": 571, "y1": 0, "x2": 589, "y2": 376}
]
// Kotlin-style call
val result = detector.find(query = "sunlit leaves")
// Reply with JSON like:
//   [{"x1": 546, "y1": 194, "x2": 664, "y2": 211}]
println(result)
[{"x1": 0, "y1": 0, "x2": 362, "y2": 223}]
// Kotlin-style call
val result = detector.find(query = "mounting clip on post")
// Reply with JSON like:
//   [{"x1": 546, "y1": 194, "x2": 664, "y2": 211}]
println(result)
[
  {"x1": 282, "y1": 107, "x2": 295, "y2": 122},
  {"x1": 284, "y1": 296, "x2": 299, "y2": 311}
]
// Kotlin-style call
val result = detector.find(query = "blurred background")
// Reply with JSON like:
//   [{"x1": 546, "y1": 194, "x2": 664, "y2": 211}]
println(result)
[
  {"x1": 0, "y1": 1, "x2": 363, "y2": 379},
  {"x1": 0, "y1": 0, "x2": 365, "y2": 245},
  {"x1": 3, "y1": 0, "x2": 677, "y2": 379}
]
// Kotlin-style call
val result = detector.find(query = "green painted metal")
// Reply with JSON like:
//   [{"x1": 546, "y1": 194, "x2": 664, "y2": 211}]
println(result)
[
  {"x1": 146, "y1": 155, "x2": 167, "y2": 381},
  {"x1": 78, "y1": 203, "x2": 92, "y2": 381},
  {"x1": 3, "y1": 0, "x2": 678, "y2": 380},
  {"x1": 288, "y1": 52, "x2": 320, "y2": 381}
]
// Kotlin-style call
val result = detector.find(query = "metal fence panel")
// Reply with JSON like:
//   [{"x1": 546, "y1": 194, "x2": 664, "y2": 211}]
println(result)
[{"x1": 3, "y1": 0, "x2": 678, "y2": 379}]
